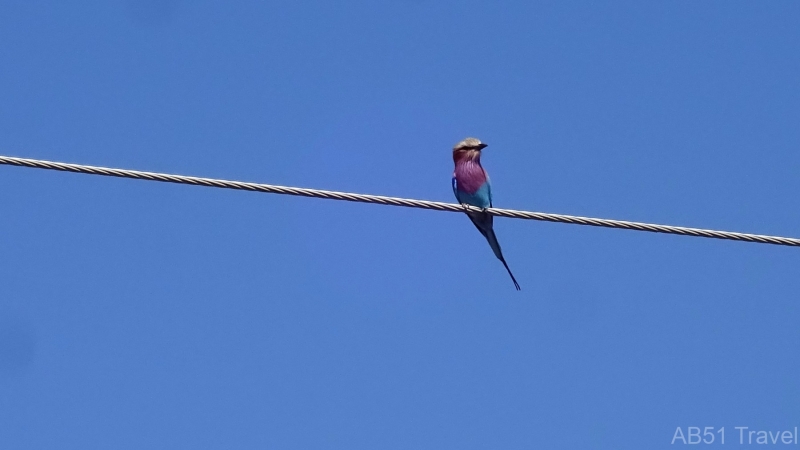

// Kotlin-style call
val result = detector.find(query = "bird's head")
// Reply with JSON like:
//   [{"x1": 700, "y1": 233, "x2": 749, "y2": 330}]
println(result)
[{"x1": 452, "y1": 137, "x2": 487, "y2": 162}]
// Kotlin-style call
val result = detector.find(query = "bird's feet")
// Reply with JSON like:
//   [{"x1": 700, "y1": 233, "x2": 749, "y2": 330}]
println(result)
[{"x1": 459, "y1": 204, "x2": 489, "y2": 214}]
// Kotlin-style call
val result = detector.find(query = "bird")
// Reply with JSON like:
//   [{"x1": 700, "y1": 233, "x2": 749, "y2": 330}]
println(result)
[{"x1": 452, "y1": 137, "x2": 521, "y2": 290}]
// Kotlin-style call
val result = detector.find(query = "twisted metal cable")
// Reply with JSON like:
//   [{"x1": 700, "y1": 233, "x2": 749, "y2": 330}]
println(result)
[{"x1": 1, "y1": 155, "x2": 798, "y2": 247}]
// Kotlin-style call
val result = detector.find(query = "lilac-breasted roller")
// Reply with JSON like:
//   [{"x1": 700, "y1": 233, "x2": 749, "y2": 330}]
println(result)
[{"x1": 452, "y1": 137, "x2": 521, "y2": 290}]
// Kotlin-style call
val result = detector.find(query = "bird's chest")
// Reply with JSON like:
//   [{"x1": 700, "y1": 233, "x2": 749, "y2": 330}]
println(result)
[{"x1": 454, "y1": 163, "x2": 487, "y2": 194}]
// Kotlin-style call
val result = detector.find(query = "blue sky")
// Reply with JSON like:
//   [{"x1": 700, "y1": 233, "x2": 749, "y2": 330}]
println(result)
[{"x1": 1, "y1": 1, "x2": 799, "y2": 448}]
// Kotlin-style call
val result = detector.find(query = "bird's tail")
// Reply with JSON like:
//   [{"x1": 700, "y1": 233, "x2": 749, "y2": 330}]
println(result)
[
  {"x1": 466, "y1": 211, "x2": 521, "y2": 291},
  {"x1": 498, "y1": 254, "x2": 521, "y2": 291}
]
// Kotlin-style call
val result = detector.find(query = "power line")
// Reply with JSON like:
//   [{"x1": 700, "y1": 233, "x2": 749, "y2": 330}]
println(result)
[{"x1": 1, "y1": 154, "x2": 798, "y2": 247}]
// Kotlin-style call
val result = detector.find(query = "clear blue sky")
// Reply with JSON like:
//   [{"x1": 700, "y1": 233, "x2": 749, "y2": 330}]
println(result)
[{"x1": 1, "y1": 1, "x2": 799, "y2": 448}]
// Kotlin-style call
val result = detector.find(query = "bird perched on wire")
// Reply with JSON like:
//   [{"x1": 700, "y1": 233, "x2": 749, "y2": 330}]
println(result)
[{"x1": 452, "y1": 137, "x2": 521, "y2": 290}]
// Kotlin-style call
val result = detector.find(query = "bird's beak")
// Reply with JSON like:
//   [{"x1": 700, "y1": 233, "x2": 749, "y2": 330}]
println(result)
[{"x1": 477, "y1": 143, "x2": 488, "y2": 150}]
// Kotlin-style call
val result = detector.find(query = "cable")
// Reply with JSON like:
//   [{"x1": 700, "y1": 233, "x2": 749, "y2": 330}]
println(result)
[{"x1": 1, "y1": 154, "x2": 798, "y2": 247}]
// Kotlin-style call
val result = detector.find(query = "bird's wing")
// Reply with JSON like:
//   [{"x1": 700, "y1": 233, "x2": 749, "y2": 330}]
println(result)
[
  {"x1": 484, "y1": 169, "x2": 493, "y2": 208},
  {"x1": 451, "y1": 175, "x2": 459, "y2": 202}
]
